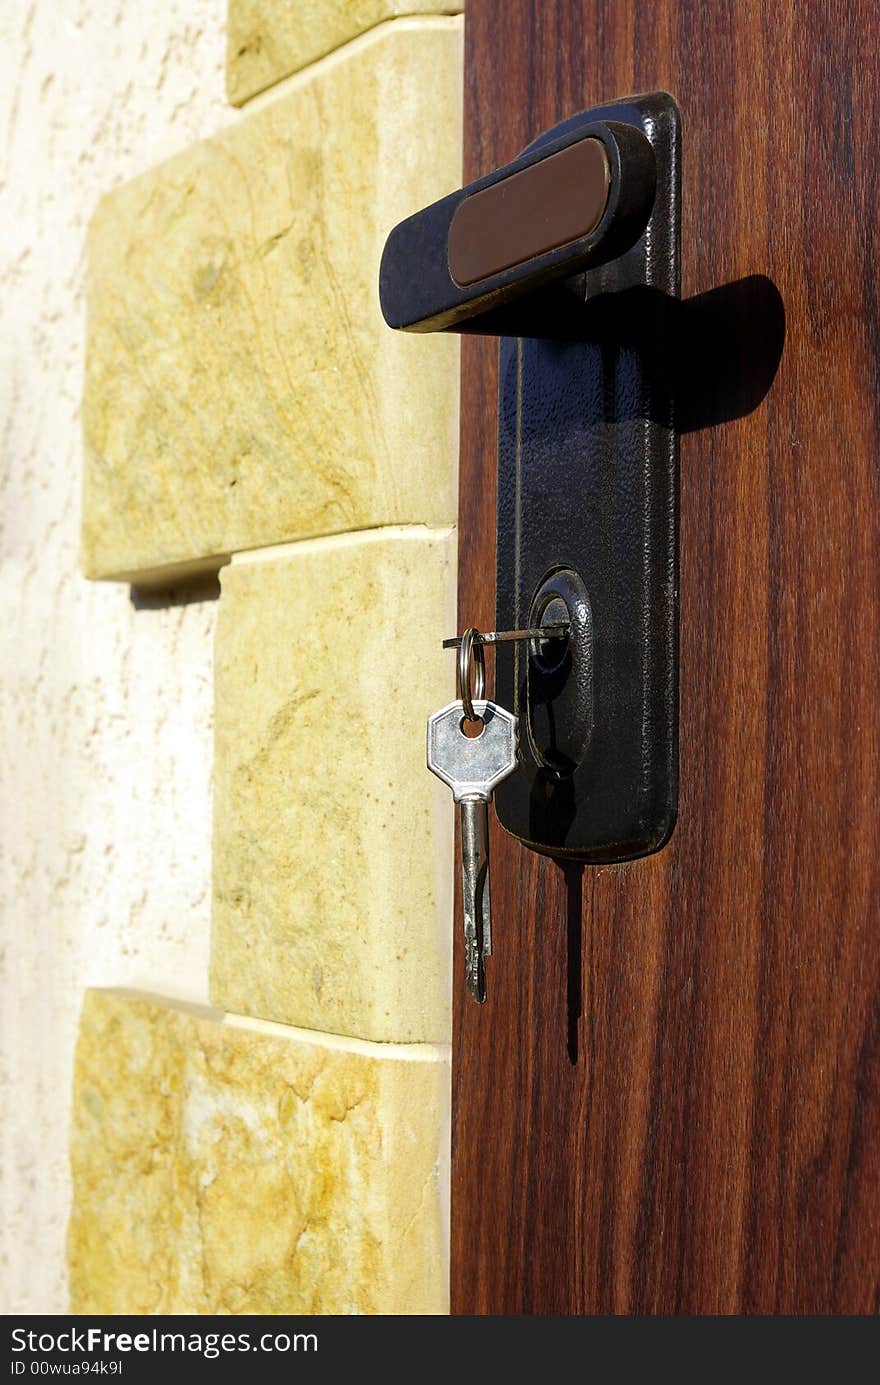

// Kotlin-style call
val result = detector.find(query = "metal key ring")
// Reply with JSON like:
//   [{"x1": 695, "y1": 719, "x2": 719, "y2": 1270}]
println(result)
[{"x1": 458, "y1": 627, "x2": 486, "y2": 723}]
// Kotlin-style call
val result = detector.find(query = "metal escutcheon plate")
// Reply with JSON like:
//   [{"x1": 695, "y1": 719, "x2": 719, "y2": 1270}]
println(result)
[{"x1": 494, "y1": 92, "x2": 680, "y2": 861}]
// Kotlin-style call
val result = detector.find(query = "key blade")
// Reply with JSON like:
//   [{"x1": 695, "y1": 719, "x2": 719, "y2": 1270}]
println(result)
[
  {"x1": 460, "y1": 797, "x2": 490, "y2": 1002},
  {"x1": 442, "y1": 623, "x2": 569, "y2": 648}
]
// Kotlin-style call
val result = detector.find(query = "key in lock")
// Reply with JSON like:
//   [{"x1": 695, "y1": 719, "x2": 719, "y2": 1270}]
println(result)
[{"x1": 426, "y1": 698, "x2": 518, "y2": 1002}]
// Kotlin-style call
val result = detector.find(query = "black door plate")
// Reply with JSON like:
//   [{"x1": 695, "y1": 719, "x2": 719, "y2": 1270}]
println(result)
[{"x1": 494, "y1": 93, "x2": 680, "y2": 861}]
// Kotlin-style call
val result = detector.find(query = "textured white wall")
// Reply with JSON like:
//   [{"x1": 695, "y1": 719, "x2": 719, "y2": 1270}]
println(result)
[{"x1": 0, "y1": 0, "x2": 232, "y2": 1315}]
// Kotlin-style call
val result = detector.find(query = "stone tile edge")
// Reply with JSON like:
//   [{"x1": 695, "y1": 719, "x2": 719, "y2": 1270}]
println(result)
[
  {"x1": 81, "y1": 987, "x2": 450, "y2": 1063},
  {"x1": 89, "y1": 524, "x2": 456, "y2": 586},
  {"x1": 229, "y1": 13, "x2": 464, "y2": 113},
  {"x1": 225, "y1": 10, "x2": 468, "y2": 109},
  {"x1": 227, "y1": 522, "x2": 457, "y2": 568}
]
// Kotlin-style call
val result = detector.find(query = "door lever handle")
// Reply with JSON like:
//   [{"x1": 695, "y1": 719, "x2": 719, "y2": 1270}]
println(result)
[{"x1": 379, "y1": 119, "x2": 656, "y2": 334}]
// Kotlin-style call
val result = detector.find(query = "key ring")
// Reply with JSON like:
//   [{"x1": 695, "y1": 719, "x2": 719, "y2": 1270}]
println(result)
[{"x1": 458, "y1": 627, "x2": 486, "y2": 723}]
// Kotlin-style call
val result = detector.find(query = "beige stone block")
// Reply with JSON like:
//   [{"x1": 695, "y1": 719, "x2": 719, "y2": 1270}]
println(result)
[
  {"x1": 228, "y1": 3, "x2": 464, "y2": 106},
  {"x1": 68, "y1": 990, "x2": 449, "y2": 1315},
  {"x1": 211, "y1": 527, "x2": 455, "y2": 1043},
  {"x1": 82, "y1": 19, "x2": 461, "y2": 582}
]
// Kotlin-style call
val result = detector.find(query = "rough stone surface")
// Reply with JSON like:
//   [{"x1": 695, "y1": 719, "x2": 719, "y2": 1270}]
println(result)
[
  {"x1": 68, "y1": 991, "x2": 449, "y2": 1314},
  {"x1": 82, "y1": 19, "x2": 462, "y2": 581},
  {"x1": 0, "y1": 0, "x2": 232, "y2": 1316},
  {"x1": 228, "y1": 2, "x2": 463, "y2": 106},
  {"x1": 211, "y1": 528, "x2": 456, "y2": 1043}
]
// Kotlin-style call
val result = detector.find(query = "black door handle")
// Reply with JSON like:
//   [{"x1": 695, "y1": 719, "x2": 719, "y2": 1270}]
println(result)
[{"x1": 379, "y1": 119, "x2": 656, "y2": 334}]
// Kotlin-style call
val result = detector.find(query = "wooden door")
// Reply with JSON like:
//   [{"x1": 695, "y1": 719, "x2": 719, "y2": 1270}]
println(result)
[{"x1": 452, "y1": 0, "x2": 880, "y2": 1314}]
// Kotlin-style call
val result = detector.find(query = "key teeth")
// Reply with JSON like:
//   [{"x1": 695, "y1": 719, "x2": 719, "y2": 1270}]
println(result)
[{"x1": 469, "y1": 958, "x2": 486, "y2": 1004}]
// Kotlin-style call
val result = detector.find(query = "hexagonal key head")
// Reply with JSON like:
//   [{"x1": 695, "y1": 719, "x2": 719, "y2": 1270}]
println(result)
[{"x1": 426, "y1": 699, "x2": 519, "y2": 801}]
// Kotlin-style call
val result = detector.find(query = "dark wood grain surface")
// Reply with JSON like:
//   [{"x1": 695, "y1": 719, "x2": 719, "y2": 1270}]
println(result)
[{"x1": 452, "y1": 0, "x2": 880, "y2": 1314}]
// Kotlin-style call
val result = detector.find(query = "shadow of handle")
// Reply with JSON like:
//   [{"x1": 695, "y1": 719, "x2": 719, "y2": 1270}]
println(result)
[
  {"x1": 672, "y1": 275, "x2": 786, "y2": 432},
  {"x1": 482, "y1": 273, "x2": 786, "y2": 434}
]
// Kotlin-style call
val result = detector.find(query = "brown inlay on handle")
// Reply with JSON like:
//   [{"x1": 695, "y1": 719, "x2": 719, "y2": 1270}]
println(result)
[{"x1": 447, "y1": 138, "x2": 611, "y2": 288}]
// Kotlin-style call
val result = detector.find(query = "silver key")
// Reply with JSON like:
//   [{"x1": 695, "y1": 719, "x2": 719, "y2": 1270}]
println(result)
[{"x1": 426, "y1": 698, "x2": 518, "y2": 1002}]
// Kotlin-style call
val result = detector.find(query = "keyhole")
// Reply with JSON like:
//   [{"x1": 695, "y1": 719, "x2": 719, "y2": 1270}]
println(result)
[
  {"x1": 530, "y1": 594, "x2": 570, "y2": 672},
  {"x1": 526, "y1": 569, "x2": 593, "y2": 774}
]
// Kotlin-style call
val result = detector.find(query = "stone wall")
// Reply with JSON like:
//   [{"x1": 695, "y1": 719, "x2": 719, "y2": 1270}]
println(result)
[{"x1": 1, "y1": 0, "x2": 461, "y2": 1314}]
